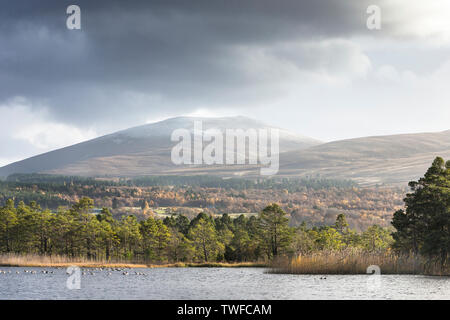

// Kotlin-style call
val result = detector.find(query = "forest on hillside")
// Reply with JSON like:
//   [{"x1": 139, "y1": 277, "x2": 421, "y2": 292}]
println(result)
[
  {"x1": 0, "y1": 175, "x2": 405, "y2": 230},
  {"x1": 0, "y1": 158, "x2": 448, "y2": 271}
]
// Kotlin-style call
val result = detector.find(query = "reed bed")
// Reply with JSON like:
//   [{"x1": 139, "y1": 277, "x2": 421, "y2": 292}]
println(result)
[
  {"x1": 182, "y1": 262, "x2": 267, "y2": 268},
  {"x1": 0, "y1": 253, "x2": 148, "y2": 268},
  {"x1": 269, "y1": 250, "x2": 449, "y2": 276},
  {"x1": 0, "y1": 253, "x2": 267, "y2": 268}
]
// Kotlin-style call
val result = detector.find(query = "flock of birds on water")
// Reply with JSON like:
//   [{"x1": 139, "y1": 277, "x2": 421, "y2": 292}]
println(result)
[
  {"x1": 0, "y1": 268, "x2": 328, "y2": 279},
  {"x1": 0, "y1": 268, "x2": 148, "y2": 276}
]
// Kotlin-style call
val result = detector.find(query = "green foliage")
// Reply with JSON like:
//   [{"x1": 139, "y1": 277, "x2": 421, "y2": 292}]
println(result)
[
  {"x1": 290, "y1": 214, "x2": 393, "y2": 255},
  {"x1": 140, "y1": 218, "x2": 170, "y2": 261},
  {"x1": 188, "y1": 218, "x2": 224, "y2": 262},
  {"x1": 167, "y1": 229, "x2": 194, "y2": 262},
  {"x1": 392, "y1": 157, "x2": 450, "y2": 265},
  {"x1": 0, "y1": 199, "x2": 18, "y2": 252},
  {"x1": 0, "y1": 198, "x2": 397, "y2": 263},
  {"x1": 361, "y1": 225, "x2": 393, "y2": 252},
  {"x1": 258, "y1": 203, "x2": 294, "y2": 258},
  {"x1": 315, "y1": 227, "x2": 345, "y2": 251},
  {"x1": 334, "y1": 213, "x2": 349, "y2": 233},
  {"x1": 127, "y1": 175, "x2": 357, "y2": 190}
]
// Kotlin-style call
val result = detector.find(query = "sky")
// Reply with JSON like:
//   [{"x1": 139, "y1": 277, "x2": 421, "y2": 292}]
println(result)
[{"x1": 1, "y1": 0, "x2": 450, "y2": 166}]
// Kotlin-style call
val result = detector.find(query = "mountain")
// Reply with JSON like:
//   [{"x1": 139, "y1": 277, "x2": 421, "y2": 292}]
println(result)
[
  {"x1": 0, "y1": 116, "x2": 321, "y2": 178},
  {"x1": 1, "y1": 116, "x2": 449, "y2": 186},
  {"x1": 278, "y1": 130, "x2": 450, "y2": 186}
]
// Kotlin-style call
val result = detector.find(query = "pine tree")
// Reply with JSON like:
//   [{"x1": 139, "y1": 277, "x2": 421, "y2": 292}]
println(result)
[
  {"x1": 392, "y1": 157, "x2": 450, "y2": 265},
  {"x1": 257, "y1": 203, "x2": 293, "y2": 259}
]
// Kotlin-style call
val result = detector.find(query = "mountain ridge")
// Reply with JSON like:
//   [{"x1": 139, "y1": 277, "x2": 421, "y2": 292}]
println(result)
[
  {"x1": 1, "y1": 116, "x2": 449, "y2": 186},
  {"x1": 0, "y1": 116, "x2": 320, "y2": 178}
]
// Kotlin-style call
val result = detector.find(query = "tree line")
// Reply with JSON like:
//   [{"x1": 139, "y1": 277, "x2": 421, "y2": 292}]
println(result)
[
  {"x1": 5, "y1": 173, "x2": 356, "y2": 191},
  {"x1": 1, "y1": 157, "x2": 447, "y2": 266},
  {"x1": 0, "y1": 198, "x2": 392, "y2": 263}
]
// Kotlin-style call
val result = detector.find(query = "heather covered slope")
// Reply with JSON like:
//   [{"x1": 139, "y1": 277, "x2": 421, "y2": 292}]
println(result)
[
  {"x1": 1, "y1": 116, "x2": 449, "y2": 186},
  {"x1": 0, "y1": 116, "x2": 320, "y2": 178},
  {"x1": 278, "y1": 130, "x2": 450, "y2": 185}
]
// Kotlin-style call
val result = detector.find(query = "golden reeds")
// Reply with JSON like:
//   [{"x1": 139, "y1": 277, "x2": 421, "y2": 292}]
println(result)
[
  {"x1": 0, "y1": 253, "x2": 267, "y2": 268},
  {"x1": 0, "y1": 253, "x2": 148, "y2": 268},
  {"x1": 269, "y1": 249, "x2": 449, "y2": 276}
]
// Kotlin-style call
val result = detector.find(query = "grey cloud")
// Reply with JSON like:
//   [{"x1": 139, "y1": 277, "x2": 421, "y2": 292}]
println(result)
[{"x1": 0, "y1": 0, "x2": 378, "y2": 129}]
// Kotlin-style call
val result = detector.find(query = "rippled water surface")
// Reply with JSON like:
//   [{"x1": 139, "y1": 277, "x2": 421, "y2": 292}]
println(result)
[{"x1": 0, "y1": 267, "x2": 449, "y2": 299}]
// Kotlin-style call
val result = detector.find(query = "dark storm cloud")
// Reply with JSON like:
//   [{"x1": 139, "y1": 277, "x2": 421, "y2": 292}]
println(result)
[{"x1": 0, "y1": 0, "x2": 377, "y2": 127}]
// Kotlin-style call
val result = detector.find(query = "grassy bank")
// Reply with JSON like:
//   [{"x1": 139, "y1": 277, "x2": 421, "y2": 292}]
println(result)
[
  {"x1": 0, "y1": 254, "x2": 266, "y2": 268},
  {"x1": 269, "y1": 250, "x2": 449, "y2": 276}
]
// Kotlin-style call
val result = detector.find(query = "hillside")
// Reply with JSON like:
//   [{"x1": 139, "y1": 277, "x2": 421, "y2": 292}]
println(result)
[
  {"x1": 278, "y1": 130, "x2": 450, "y2": 185},
  {"x1": 0, "y1": 116, "x2": 320, "y2": 178},
  {"x1": 1, "y1": 116, "x2": 449, "y2": 186}
]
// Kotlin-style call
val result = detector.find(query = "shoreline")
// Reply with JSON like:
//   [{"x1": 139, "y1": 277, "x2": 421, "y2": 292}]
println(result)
[
  {"x1": 1, "y1": 260, "x2": 448, "y2": 275},
  {"x1": 1, "y1": 254, "x2": 447, "y2": 275},
  {"x1": 0, "y1": 259, "x2": 267, "y2": 269}
]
